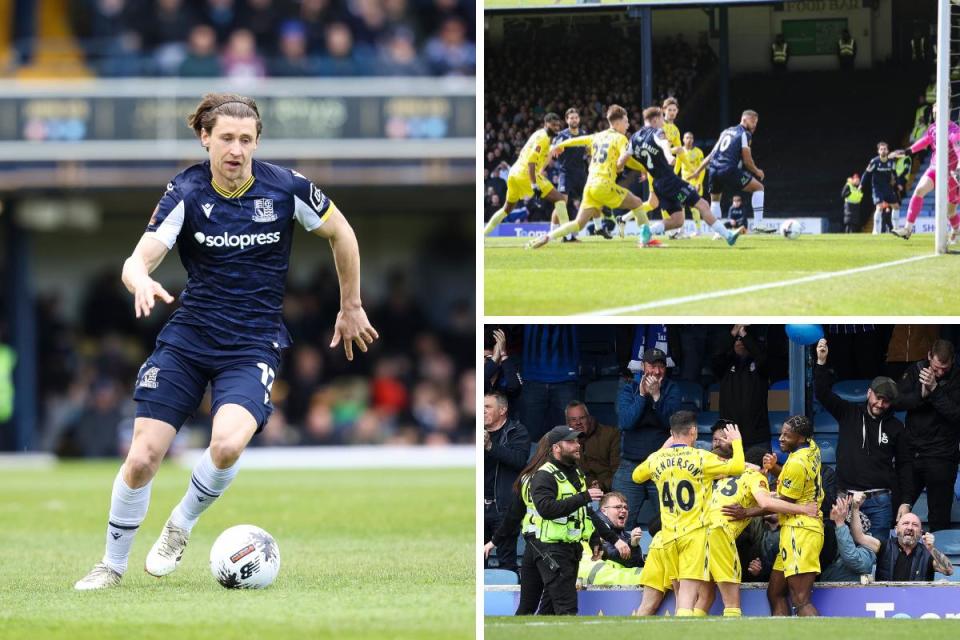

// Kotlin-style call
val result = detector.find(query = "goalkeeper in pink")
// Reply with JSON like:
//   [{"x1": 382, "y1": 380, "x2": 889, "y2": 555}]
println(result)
[{"x1": 890, "y1": 104, "x2": 960, "y2": 242}]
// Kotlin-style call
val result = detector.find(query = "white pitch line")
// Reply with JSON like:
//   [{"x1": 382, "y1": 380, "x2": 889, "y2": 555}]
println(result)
[{"x1": 574, "y1": 253, "x2": 939, "y2": 317}]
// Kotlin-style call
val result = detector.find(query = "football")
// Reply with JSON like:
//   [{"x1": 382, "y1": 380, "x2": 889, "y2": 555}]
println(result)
[
  {"x1": 209, "y1": 524, "x2": 281, "y2": 589},
  {"x1": 779, "y1": 218, "x2": 803, "y2": 239}
]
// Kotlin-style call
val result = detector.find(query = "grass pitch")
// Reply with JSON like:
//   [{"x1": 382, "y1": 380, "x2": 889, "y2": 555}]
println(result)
[
  {"x1": 486, "y1": 617, "x2": 960, "y2": 639},
  {"x1": 0, "y1": 463, "x2": 473, "y2": 640},
  {"x1": 484, "y1": 233, "x2": 960, "y2": 315}
]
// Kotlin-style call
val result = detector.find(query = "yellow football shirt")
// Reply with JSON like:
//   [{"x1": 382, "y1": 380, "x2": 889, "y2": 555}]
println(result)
[
  {"x1": 663, "y1": 122, "x2": 681, "y2": 153},
  {"x1": 632, "y1": 441, "x2": 744, "y2": 544},
  {"x1": 553, "y1": 128, "x2": 628, "y2": 185},
  {"x1": 676, "y1": 146, "x2": 705, "y2": 181},
  {"x1": 777, "y1": 440, "x2": 823, "y2": 531},
  {"x1": 706, "y1": 468, "x2": 768, "y2": 539},
  {"x1": 510, "y1": 129, "x2": 552, "y2": 178}
]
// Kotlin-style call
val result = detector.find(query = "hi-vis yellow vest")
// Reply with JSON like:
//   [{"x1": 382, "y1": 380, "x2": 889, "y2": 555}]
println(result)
[
  {"x1": 845, "y1": 181, "x2": 863, "y2": 204},
  {"x1": 535, "y1": 462, "x2": 595, "y2": 544}
]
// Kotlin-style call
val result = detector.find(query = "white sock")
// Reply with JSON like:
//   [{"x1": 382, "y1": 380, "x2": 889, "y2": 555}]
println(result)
[
  {"x1": 710, "y1": 219, "x2": 731, "y2": 239},
  {"x1": 873, "y1": 209, "x2": 882, "y2": 234},
  {"x1": 621, "y1": 211, "x2": 635, "y2": 223},
  {"x1": 710, "y1": 200, "x2": 721, "y2": 219},
  {"x1": 169, "y1": 448, "x2": 239, "y2": 534},
  {"x1": 103, "y1": 467, "x2": 152, "y2": 574},
  {"x1": 550, "y1": 223, "x2": 557, "y2": 232},
  {"x1": 650, "y1": 221, "x2": 665, "y2": 236},
  {"x1": 891, "y1": 207, "x2": 900, "y2": 227},
  {"x1": 751, "y1": 191, "x2": 764, "y2": 222},
  {"x1": 483, "y1": 208, "x2": 507, "y2": 235}
]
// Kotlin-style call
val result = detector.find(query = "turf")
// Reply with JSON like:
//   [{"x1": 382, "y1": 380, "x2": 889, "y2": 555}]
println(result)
[
  {"x1": 0, "y1": 463, "x2": 473, "y2": 640},
  {"x1": 484, "y1": 233, "x2": 960, "y2": 315},
  {"x1": 486, "y1": 617, "x2": 960, "y2": 639}
]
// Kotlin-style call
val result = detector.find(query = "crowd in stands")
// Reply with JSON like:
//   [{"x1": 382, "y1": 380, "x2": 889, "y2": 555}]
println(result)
[
  {"x1": 2, "y1": 264, "x2": 473, "y2": 457},
  {"x1": 69, "y1": 0, "x2": 475, "y2": 77},
  {"x1": 484, "y1": 324, "x2": 960, "y2": 590},
  {"x1": 484, "y1": 31, "x2": 716, "y2": 222}
]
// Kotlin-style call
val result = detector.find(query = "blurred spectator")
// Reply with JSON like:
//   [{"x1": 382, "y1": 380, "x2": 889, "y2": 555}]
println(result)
[
  {"x1": 179, "y1": 24, "x2": 222, "y2": 77},
  {"x1": 316, "y1": 22, "x2": 372, "y2": 76},
  {"x1": 424, "y1": 17, "x2": 474, "y2": 76},
  {"x1": 520, "y1": 325, "x2": 580, "y2": 442},
  {"x1": 484, "y1": 327, "x2": 521, "y2": 416},
  {"x1": 885, "y1": 325, "x2": 939, "y2": 381},
  {"x1": 567, "y1": 403, "x2": 619, "y2": 492},
  {"x1": 854, "y1": 505, "x2": 953, "y2": 580},
  {"x1": 221, "y1": 28, "x2": 266, "y2": 79},
  {"x1": 825, "y1": 324, "x2": 885, "y2": 381},
  {"x1": 712, "y1": 324, "x2": 770, "y2": 449},
  {"x1": 139, "y1": 0, "x2": 198, "y2": 74},
  {"x1": 59, "y1": 378, "x2": 127, "y2": 458},
  {"x1": 378, "y1": 26, "x2": 427, "y2": 76},
  {"x1": 204, "y1": 0, "x2": 239, "y2": 44},
  {"x1": 819, "y1": 495, "x2": 876, "y2": 582},
  {"x1": 268, "y1": 20, "x2": 316, "y2": 77},
  {"x1": 238, "y1": 0, "x2": 285, "y2": 57}
]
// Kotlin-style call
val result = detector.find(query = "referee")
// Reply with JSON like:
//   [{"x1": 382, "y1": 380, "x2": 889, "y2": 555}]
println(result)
[{"x1": 529, "y1": 426, "x2": 627, "y2": 615}]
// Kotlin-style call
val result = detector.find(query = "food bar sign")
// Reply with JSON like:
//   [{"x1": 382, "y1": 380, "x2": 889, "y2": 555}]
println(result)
[{"x1": 783, "y1": 0, "x2": 862, "y2": 11}]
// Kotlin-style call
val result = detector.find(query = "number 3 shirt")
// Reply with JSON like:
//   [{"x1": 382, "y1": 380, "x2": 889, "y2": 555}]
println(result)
[
  {"x1": 632, "y1": 441, "x2": 744, "y2": 544},
  {"x1": 707, "y1": 469, "x2": 769, "y2": 539}
]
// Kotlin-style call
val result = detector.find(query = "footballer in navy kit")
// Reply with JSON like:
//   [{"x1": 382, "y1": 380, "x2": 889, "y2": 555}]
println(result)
[
  {"x1": 621, "y1": 106, "x2": 741, "y2": 247},
  {"x1": 694, "y1": 110, "x2": 767, "y2": 230},
  {"x1": 863, "y1": 141, "x2": 900, "y2": 233},
  {"x1": 75, "y1": 93, "x2": 379, "y2": 591}
]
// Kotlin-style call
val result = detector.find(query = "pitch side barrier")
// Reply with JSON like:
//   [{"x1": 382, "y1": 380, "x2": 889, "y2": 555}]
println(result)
[
  {"x1": 484, "y1": 583, "x2": 960, "y2": 618},
  {"x1": 491, "y1": 218, "x2": 830, "y2": 238}
]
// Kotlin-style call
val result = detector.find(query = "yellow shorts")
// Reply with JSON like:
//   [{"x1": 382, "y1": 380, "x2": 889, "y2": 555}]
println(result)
[
  {"x1": 581, "y1": 180, "x2": 628, "y2": 211},
  {"x1": 674, "y1": 527, "x2": 710, "y2": 582},
  {"x1": 506, "y1": 172, "x2": 554, "y2": 203},
  {"x1": 773, "y1": 525, "x2": 823, "y2": 578},
  {"x1": 638, "y1": 544, "x2": 674, "y2": 592},
  {"x1": 707, "y1": 527, "x2": 741, "y2": 584}
]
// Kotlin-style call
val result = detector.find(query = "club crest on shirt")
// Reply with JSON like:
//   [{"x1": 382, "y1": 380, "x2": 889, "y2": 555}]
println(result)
[
  {"x1": 138, "y1": 366, "x2": 160, "y2": 389},
  {"x1": 252, "y1": 198, "x2": 277, "y2": 222}
]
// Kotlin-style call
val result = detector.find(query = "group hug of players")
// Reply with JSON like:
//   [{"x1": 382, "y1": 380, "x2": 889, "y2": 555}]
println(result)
[{"x1": 482, "y1": 98, "x2": 768, "y2": 247}]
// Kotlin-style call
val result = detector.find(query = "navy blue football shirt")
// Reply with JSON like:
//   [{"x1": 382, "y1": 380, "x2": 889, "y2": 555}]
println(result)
[
  {"x1": 709, "y1": 124, "x2": 752, "y2": 175},
  {"x1": 146, "y1": 159, "x2": 333, "y2": 350}
]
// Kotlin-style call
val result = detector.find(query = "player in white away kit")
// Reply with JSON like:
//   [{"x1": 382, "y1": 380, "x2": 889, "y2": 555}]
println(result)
[
  {"x1": 890, "y1": 103, "x2": 960, "y2": 242},
  {"x1": 74, "y1": 93, "x2": 378, "y2": 590}
]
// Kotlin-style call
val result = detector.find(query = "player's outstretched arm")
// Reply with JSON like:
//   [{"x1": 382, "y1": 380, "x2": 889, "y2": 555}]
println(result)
[
  {"x1": 122, "y1": 234, "x2": 174, "y2": 318},
  {"x1": 312, "y1": 208, "x2": 379, "y2": 361},
  {"x1": 753, "y1": 489, "x2": 818, "y2": 518}
]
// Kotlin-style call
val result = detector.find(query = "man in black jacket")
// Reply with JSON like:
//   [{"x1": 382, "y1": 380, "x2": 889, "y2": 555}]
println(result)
[
  {"x1": 530, "y1": 426, "x2": 627, "y2": 615},
  {"x1": 713, "y1": 324, "x2": 770, "y2": 448},
  {"x1": 814, "y1": 338, "x2": 912, "y2": 534},
  {"x1": 894, "y1": 339, "x2": 960, "y2": 534},
  {"x1": 484, "y1": 391, "x2": 530, "y2": 573}
]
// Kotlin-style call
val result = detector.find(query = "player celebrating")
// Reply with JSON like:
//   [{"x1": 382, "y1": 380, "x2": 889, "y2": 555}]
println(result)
[
  {"x1": 890, "y1": 103, "x2": 960, "y2": 242},
  {"x1": 631, "y1": 412, "x2": 744, "y2": 617},
  {"x1": 74, "y1": 93, "x2": 379, "y2": 590},
  {"x1": 707, "y1": 422, "x2": 818, "y2": 617},
  {"x1": 484, "y1": 113, "x2": 569, "y2": 237},
  {"x1": 527, "y1": 104, "x2": 656, "y2": 249},
  {"x1": 693, "y1": 110, "x2": 766, "y2": 230},
  {"x1": 863, "y1": 141, "x2": 900, "y2": 234},
  {"x1": 623, "y1": 107, "x2": 742, "y2": 247},
  {"x1": 766, "y1": 416, "x2": 823, "y2": 617}
]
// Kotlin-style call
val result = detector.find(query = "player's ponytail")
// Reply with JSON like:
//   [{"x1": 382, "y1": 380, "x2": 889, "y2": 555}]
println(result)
[{"x1": 186, "y1": 93, "x2": 262, "y2": 142}]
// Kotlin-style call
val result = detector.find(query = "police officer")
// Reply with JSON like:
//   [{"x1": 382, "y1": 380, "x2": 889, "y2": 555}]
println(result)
[
  {"x1": 529, "y1": 425, "x2": 627, "y2": 615},
  {"x1": 841, "y1": 173, "x2": 864, "y2": 233},
  {"x1": 837, "y1": 29, "x2": 856, "y2": 72},
  {"x1": 771, "y1": 34, "x2": 788, "y2": 72}
]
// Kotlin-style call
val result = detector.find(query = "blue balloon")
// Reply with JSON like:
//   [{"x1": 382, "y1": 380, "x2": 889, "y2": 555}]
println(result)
[{"x1": 785, "y1": 324, "x2": 823, "y2": 345}]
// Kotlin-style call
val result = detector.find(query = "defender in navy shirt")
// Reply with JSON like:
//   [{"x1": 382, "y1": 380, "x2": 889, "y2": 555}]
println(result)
[
  {"x1": 863, "y1": 141, "x2": 900, "y2": 234},
  {"x1": 694, "y1": 110, "x2": 767, "y2": 230},
  {"x1": 620, "y1": 106, "x2": 741, "y2": 247},
  {"x1": 75, "y1": 93, "x2": 379, "y2": 591},
  {"x1": 553, "y1": 108, "x2": 594, "y2": 237}
]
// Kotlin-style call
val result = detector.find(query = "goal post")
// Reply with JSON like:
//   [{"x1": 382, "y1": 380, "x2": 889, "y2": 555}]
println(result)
[{"x1": 936, "y1": 0, "x2": 950, "y2": 254}]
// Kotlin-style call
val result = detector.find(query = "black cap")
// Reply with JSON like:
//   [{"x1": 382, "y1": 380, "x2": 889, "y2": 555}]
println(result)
[
  {"x1": 870, "y1": 376, "x2": 898, "y2": 402},
  {"x1": 643, "y1": 348, "x2": 667, "y2": 365},
  {"x1": 546, "y1": 425, "x2": 580, "y2": 445}
]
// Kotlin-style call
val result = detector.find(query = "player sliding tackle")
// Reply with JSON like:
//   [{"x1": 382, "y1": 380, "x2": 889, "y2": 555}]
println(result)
[
  {"x1": 484, "y1": 113, "x2": 570, "y2": 237},
  {"x1": 624, "y1": 106, "x2": 742, "y2": 247},
  {"x1": 692, "y1": 110, "x2": 766, "y2": 232},
  {"x1": 889, "y1": 102, "x2": 960, "y2": 243},
  {"x1": 527, "y1": 104, "x2": 657, "y2": 249}
]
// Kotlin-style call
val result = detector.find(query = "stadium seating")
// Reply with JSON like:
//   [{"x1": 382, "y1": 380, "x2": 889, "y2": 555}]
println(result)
[
  {"x1": 935, "y1": 569, "x2": 960, "y2": 582},
  {"x1": 832, "y1": 379, "x2": 871, "y2": 403},
  {"x1": 484, "y1": 569, "x2": 519, "y2": 585},
  {"x1": 933, "y1": 529, "x2": 960, "y2": 555},
  {"x1": 818, "y1": 437, "x2": 838, "y2": 465},
  {"x1": 813, "y1": 411, "x2": 839, "y2": 434},
  {"x1": 768, "y1": 411, "x2": 789, "y2": 434},
  {"x1": 769, "y1": 379, "x2": 789, "y2": 390},
  {"x1": 639, "y1": 530, "x2": 653, "y2": 555},
  {"x1": 697, "y1": 411, "x2": 720, "y2": 435},
  {"x1": 584, "y1": 378, "x2": 619, "y2": 427}
]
